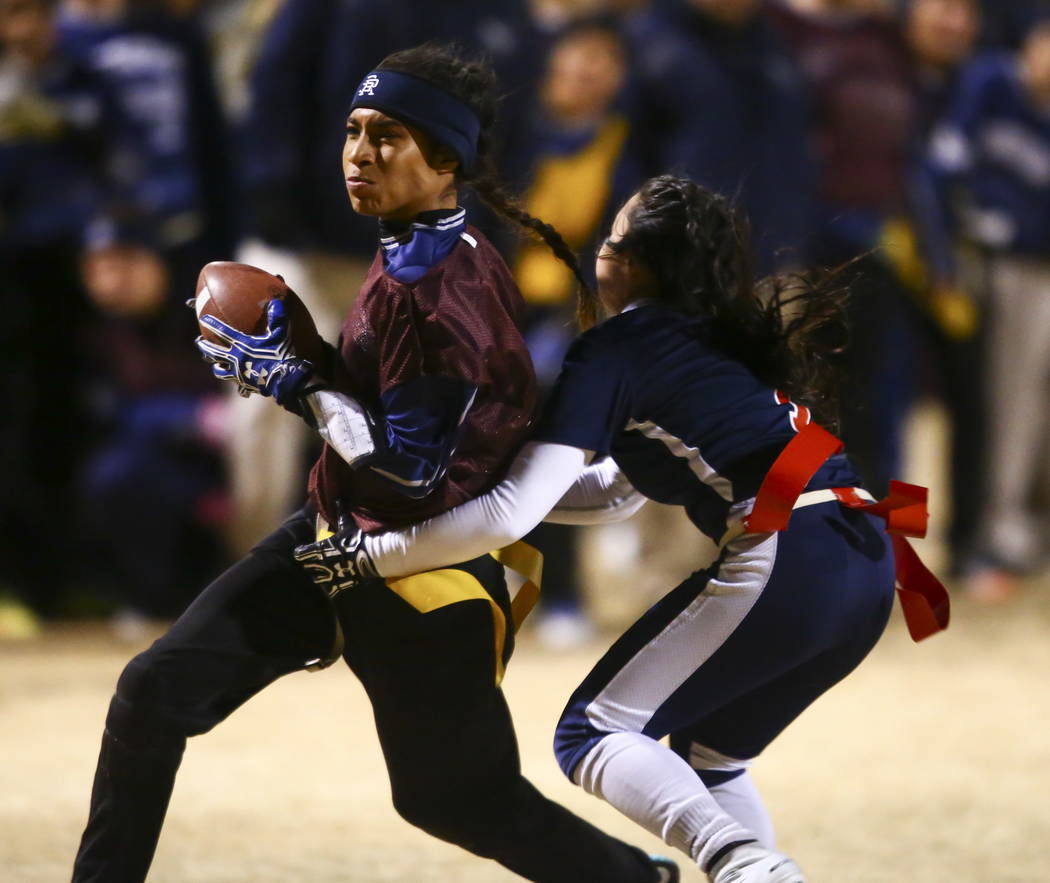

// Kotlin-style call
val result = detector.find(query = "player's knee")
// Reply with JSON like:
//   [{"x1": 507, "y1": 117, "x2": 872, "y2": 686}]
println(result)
[
  {"x1": 391, "y1": 787, "x2": 448, "y2": 835},
  {"x1": 113, "y1": 651, "x2": 162, "y2": 710},
  {"x1": 553, "y1": 712, "x2": 610, "y2": 782},
  {"x1": 107, "y1": 651, "x2": 189, "y2": 748}
]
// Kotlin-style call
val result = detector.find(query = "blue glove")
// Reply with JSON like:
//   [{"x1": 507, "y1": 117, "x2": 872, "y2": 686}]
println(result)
[
  {"x1": 196, "y1": 299, "x2": 314, "y2": 404},
  {"x1": 293, "y1": 522, "x2": 377, "y2": 598}
]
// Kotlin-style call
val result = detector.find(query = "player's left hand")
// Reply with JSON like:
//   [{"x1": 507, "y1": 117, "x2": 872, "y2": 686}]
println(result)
[
  {"x1": 293, "y1": 524, "x2": 377, "y2": 597},
  {"x1": 196, "y1": 298, "x2": 314, "y2": 403}
]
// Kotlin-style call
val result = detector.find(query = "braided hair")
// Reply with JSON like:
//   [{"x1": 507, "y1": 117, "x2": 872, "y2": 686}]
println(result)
[
  {"x1": 606, "y1": 175, "x2": 850, "y2": 430},
  {"x1": 376, "y1": 44, "x2": 595, "y2": 322}
]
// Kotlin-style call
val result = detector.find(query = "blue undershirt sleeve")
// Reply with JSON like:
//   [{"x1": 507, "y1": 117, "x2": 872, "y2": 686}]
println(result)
[{"x1": 364, "y1": 374, "x2": 477, "y2": 498}]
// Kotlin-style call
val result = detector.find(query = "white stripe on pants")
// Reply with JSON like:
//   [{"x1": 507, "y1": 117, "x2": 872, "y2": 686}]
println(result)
[{"x1": 572, "y1": 532, "x2": 778, "y2": 871}]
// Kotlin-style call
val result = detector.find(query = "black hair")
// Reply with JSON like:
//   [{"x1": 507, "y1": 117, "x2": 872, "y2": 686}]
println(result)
[
  {"x1": 376, "y1": 44, "x2": 592, "y2": 308},
  {"x1": 607, "y1": 175, "x2": 850, "y2": 429}
]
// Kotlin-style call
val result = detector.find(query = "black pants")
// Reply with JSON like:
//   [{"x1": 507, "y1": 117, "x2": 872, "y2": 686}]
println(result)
[
  {"x1": 72, "y1": 509, "x2": 656, "y2": 882},
  {"x1": 919, "y1": 313, "x2": 986, "y2": 574},
  {"x1": 837, "y1": 256, "x2": 918, "y2": 498}
]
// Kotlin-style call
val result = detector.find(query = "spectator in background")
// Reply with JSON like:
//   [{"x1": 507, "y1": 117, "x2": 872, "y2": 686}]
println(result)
[
  {"x1": 928, "y1": 15, "x2": 1050, "y2": 598},
  {"x1": 0, "y1": 0, "x2": 109, "y2": 631},
  {"x1": 510, "y1": 16, "x2": 639, "y2": 308},
  {"x1": 910, "y1": 0, "x2": 983, "y2": 126},
  {"x1": 505, "y1": 15, "x2": 642, "y2": 647},
  {"x1": 57, "y1": 0, "x2": 236, "y2": 297},
  {"x1": 531, "y1": 0, "x2": 601, "y2": 27},
  {"x1": 624, "y1": 0, "x2": 818, "y2": 275},
  {"x1": 769, "y1": 0, "x2": 921, "y2": 497},
  {"x1": 904, "y1": 0, "x2": 986, "y2": 580},
  {"x1": 173, "y1": 0, "x2": 277, "y2": 125},
  {"x1": 228, "y1": 0, "x2": 544, "y2": 556},
  {"x1": 76, "y1": 270, "x2": 229, "y2": 632},
  {"x1": 53, "y1": 0, "x2": 236, "y2": 626},
  {"x1": 977, "y1": 0, "x2": 1050, "y2": 49}
]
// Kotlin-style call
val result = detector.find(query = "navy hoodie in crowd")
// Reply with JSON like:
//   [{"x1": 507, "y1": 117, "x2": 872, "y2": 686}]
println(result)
[
  {"x1": 0, "y1": 51, "x2": 114, "y2": 251},
  {"x1": 56, "y1": 7, "x2": 236, "y2": 262},
  {"x1": 625, "y1": 3, "x2": 818, "y2": 273}
]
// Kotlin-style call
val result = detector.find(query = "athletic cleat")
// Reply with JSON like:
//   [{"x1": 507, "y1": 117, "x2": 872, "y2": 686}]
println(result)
[
  {"x1": 649, "y1": 854, "x2": 680, "y2": 882},
  {"x1": 708, "y1": 844, "x2": 805, "y2": 882}
]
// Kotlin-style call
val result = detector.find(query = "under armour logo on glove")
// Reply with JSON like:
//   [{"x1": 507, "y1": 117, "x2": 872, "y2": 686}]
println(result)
[
  {"x1": 195, "y1": 299, "x2": 314, "y2": 404},
  {"x1": 293, "y1": 526, "x2": 378, "y2": 598}
]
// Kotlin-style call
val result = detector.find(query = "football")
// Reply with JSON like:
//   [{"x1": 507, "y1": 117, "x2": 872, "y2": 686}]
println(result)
[{"x1": 194, "y1": 261, "x2": 326, "y2": 365}]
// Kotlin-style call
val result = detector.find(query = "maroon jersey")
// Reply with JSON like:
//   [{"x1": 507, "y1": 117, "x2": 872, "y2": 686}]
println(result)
[
  {"x1": 768, "y1": 2, "x2": 917, "y2": 213},
  {"x1": 308, "y1": 226, "x2": 537, "y2": 532}
]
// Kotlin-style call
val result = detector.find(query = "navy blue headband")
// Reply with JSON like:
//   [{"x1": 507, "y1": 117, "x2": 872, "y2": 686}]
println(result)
[{"x1": 349, "y1": 69, "x2": 481, "y2": 174}]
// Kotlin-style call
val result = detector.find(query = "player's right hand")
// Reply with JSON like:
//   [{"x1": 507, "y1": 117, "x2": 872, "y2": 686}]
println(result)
[
  {"x1": 195, "y1": 299, "x2": 314, "y2": 402},
  {"x1": 293, "y1": 524, "x2": 377, "y2": 598}
]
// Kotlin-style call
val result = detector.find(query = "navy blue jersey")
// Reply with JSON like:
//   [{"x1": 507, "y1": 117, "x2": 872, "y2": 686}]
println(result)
[
  {"x1": 56, "y1": 10, "x2": 235, "y2": 256},
  {"x1": 533, "y1": 302, "x2": 860, "y2": 541},
  {"x1": 626, "y1": 5, "x2": 817, "y2": 274},
  {"x1": 0, "y1": 54, "x2": 113, "y2": 250},
  {"x1": 928, "y1": 51, "x2": 1050, "y2": 256}
]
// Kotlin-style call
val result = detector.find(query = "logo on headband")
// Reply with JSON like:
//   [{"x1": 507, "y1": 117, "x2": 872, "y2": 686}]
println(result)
[{"x1": 358, "y1": 74, "x2": 380, "y2": 97}]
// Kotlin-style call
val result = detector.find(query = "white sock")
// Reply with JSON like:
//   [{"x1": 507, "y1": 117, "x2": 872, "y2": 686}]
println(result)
[
  {"x1": 573, "y1": 732, "x2": 756, "y2": 870},
  {"x1": 709, "y1": 772, "x2": 775, "y2": 848}
]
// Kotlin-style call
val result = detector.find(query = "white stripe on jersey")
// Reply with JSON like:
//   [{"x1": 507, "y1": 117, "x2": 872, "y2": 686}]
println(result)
[
  {"x1": 624, "y1": 419, "x2": 734, "y2": 501},
  {"x1": 583, "y1": 531, "x2": 777, "y2": 736}
]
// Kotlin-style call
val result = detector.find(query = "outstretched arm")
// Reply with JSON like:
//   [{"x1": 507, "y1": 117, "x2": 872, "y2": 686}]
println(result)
[{"x1": 363, "y1": 441, "x2": 593, "y2": 577}]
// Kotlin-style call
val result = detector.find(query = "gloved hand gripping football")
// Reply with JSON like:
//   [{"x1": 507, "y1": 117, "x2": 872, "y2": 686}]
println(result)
[
  {"x1": 195, "y1": 298, "x2": 314, "y2": 403},
  {"x1": 293, "y1": 522, "x2": 378, "y2": 597}
]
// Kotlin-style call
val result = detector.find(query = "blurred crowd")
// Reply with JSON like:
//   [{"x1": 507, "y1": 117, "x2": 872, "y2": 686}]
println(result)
[{"x1": 2, "y1": 0, "x2": 1048, "y2": 639}]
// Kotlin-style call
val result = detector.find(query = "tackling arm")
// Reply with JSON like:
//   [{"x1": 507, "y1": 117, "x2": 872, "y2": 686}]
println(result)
[
  {"x1": 362, "y1": 441, "x2": 593, "y2": 577},
  {"x1": 545, "y1": 456, "x2": 646, "y2": 525}
]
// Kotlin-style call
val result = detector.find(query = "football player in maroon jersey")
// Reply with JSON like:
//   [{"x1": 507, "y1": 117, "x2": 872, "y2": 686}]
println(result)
[{"x1": 72, "y1": 44, "x2": 677, "y2": 883}]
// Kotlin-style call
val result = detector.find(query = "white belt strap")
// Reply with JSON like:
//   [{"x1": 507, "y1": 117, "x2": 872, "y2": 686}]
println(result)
[
  {"x1": 793, "y1": 487, "x2": 875, "y2": 508},
  {"x1": 718, "y1": 487, "x2": 875, "y2": 549}
]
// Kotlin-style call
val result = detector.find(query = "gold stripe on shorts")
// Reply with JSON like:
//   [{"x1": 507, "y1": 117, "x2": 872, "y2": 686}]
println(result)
[{"x1": 384, "y1": 569, "x2": 509, "y2": 685}]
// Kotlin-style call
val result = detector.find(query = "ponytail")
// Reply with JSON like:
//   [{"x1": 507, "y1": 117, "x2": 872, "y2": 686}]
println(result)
[{"x1": 465, "y1": 166, "x2": 600, "y2": 329}]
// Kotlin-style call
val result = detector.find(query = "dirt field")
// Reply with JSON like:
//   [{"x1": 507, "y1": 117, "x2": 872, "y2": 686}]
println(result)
[{"x1": 2, "y1": 579, "x2": 1049, "y2": 883}]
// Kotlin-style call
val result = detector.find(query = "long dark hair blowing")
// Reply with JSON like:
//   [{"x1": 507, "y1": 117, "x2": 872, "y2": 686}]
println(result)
[
  {"x1": 604, "y1": 175, "x2": 849, "y2": 430},
  {"x1": 376, "y1": 44, "x2": 589, "y2": 294}
]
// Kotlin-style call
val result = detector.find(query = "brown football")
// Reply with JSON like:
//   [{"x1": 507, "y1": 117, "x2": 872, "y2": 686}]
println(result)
[{"x1": 194, "y1": 261, "x2": 326, "y2": 366}]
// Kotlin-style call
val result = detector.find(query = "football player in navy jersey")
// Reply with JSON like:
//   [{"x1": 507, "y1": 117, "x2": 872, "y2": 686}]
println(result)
[
  {"x1": 301, "y1": 176, "x2": 949, "y2": 882},
  {"x1": 72, "y1": 45, "x2": 677, "y2": 883}
]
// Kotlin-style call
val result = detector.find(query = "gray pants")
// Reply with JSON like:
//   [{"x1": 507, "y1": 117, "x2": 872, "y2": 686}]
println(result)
[{"x1": 981, "y1": 254, "x2": 1050, "y2": 570}]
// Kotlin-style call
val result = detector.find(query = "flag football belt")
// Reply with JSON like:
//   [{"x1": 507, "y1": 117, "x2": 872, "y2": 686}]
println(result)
[
  {"x1": 304, "y1": 517, "x2": 542, "y2": 672},
  {"x1": 719, "y1": 422, "x2": 950, "y2": 643}
]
